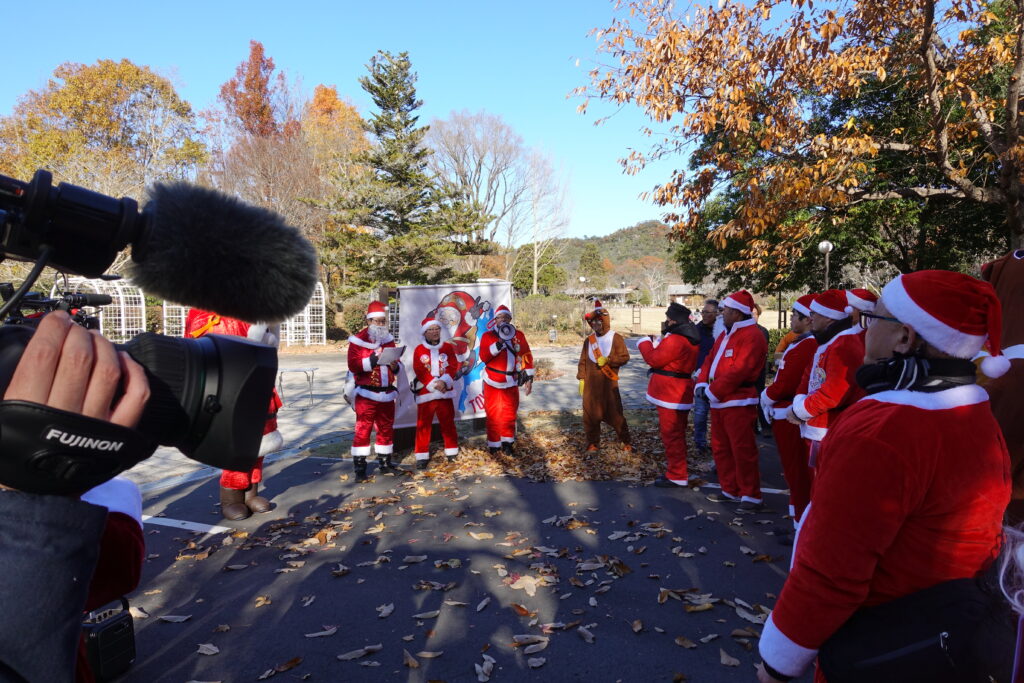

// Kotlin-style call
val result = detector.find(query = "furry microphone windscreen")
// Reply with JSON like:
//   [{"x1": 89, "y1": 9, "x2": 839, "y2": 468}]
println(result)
[{"x1": 127, "y1": 182, "x2": 319, "y2": 322}]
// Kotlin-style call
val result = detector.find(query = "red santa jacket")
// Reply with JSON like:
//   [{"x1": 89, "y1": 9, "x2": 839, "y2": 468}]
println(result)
[
  {"x1": 637, "y1": 333, "x2": 698, "y2": 410},
  {"x1": 479, "y1": 328, "x2": 534, "y2": 389},
  {"x1": 761, "y1": 334, "x2": 817, "y2": 419},
  {"x1": 347, "y1": 327, "x2": 400, "y2": 403},
  {"x1": 759, "y1": 385, "x2": 1011, "y2": 678},
  {"x1": 412, "y1": 340, "x2": 459, "y2": 404},
  {"x1": 792, "y1": 327, "x2": 865, "y2": 441},
  {"x1": 695, "y1": 317, "x2": 767, "y2": 408}
]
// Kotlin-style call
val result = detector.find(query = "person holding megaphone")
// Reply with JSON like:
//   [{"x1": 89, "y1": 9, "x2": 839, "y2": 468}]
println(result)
[{"x1": 478, "y1": 305, "x2": 535, "y2": 455}]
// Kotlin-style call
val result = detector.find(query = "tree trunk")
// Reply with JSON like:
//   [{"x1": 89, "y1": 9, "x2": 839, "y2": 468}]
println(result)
[{"x1": 532, "y1": 241, "x2": 539, "y2": 295}]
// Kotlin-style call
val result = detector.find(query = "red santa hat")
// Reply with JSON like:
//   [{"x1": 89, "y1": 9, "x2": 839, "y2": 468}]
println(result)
[
  {"x1": 792, "y1": 293, "x2": 816, "y2": 318},
  {"x1": 881, "y1": 270, "x2": 1009, "y2": 378},
  {"x1": 584, "y1": 299, "x2": 607, "y2": 321},
  {"x1": 809, "y1": 289, "x2": 851, "y2": 320},
  {"x1": 494, "y1": 304, "x2": 512, "y2": 320},
  {"x1": 722, "y1": 290, "x2": 755, "y2": 315},
  {"x1": 846, "y1": 288, "x2": 878, "y2": 313},
  {"x1": 421, "y1": 314, "x2": 442, "y2": 334},
  {"x1": 366, "y1": 301, "x2": 388, "y2": 319}
]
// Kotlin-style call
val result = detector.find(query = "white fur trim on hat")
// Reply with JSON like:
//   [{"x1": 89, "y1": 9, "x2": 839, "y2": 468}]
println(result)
[
  {"x1": 981, "y1": 354, "x2": 1011, "y2": 378},
  {"x1": 881, "y1": 275, "x2": 985, "y2": 359},
  {"x1": 792, "y1": 301, "x2": 811, "y2": 317},
  {"x1": 422, "y1": 319, "x2": 441, "y2": 333},
  {"x1": 846, "y1": 291, "x2": 876, "y2": 313},
  {"x1": 722, "y1": 296, "x2": 751, "y2": 315},
  {"x1": 809, "y1": 298, "x2": 848, "y2": 320}
]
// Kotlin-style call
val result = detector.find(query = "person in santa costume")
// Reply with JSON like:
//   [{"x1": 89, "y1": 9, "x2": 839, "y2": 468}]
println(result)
[
  {"x1": 760, "y1": 294, "x2": 818, "y2": 543},
  {"x1": 785, "y1": 289, "x2": 865, "y2": 478},
  {"x1": 980, "y1": 249, "x2": 1024, "y2": 523},
  {"x1": 756, "y1": 270, "x2": 1012, "y2": 683},
  {"x1": 637, "y1": 302, "x2": 700, "y2": 487},
  {"x1": 845, "y1": 288, "x2": 878, "y2": 330},
  {"x1": 695, "y1": 290, "x2": 769, "y2": 512},
  {"x1": 347, "y1": 301, "x2": 403, "y2": 480},
  {"x1": 185, "y1": 309, "x2": 284, "y2": 520},
  {"x1": 411, "y1": 315, "x2": 461, "y2": 470},
  {"x1": 478, "y1": 304, "x2": 534, "y2": 455},
  {"x1": 577, "y1": 300, "x2": 631, "y2": 452}
]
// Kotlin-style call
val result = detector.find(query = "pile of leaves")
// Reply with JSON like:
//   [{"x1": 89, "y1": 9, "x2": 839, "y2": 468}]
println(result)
[{"x1": 315, "y1": 410, "x2": 715, "y2": 483}]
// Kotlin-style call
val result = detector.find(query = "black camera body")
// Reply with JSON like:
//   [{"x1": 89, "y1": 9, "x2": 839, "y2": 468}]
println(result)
[{"x1": 0, "y1": 170, "x2": 283, "y2": 495}]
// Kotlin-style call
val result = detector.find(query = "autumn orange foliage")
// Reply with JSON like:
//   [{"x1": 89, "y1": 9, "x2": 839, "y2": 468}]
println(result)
[{"x1": 578, "y1": 0, "x2": 1024, "y2": 275}]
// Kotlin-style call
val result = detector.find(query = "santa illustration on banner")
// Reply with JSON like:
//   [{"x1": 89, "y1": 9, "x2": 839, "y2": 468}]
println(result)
[{"x1": 394, "y1": 282, "x2": 510, "y2": 429}]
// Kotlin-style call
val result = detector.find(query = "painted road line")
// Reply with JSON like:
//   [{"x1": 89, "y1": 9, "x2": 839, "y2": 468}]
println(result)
[{"x1": 141, "y1": 515, "x2": 233, "y2": 534}]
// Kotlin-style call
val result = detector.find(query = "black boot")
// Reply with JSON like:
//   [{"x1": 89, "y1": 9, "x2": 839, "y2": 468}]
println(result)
[
  {"x1": 353, "y1": 456, "x2": 368, "y2": 480},
  {"x1": 377, "y1": 455, "x2": 397, "y2": 474},
  {"x1": 220, "y1": 487, "x2": 251, "y2": 521},
  {"x1": 416, "y1": 458, "x2": 429, "y2": 471},
  {"x1": 446, "y1": 453, "x2": 458, "y2": 463},
  {"x1": 488, "y1": 447, "x2": 501, "y2": 456},
  {"x1": 501, "y1": 441, "x2": 514, "y2": 455},
  {"x1": 244, "y1": 482, "x2": 272, "y2": 513}
]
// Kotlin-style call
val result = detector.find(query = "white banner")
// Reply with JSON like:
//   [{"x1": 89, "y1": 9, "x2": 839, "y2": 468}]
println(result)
[{"x1": 395, "y1": 282, "x2": 512, "y2": 428}]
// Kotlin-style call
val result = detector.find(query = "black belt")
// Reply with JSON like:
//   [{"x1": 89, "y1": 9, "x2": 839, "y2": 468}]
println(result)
[
  {"x1": 359, "y1": 385, "x2": 396, "y2": 392},
  {"x1": 648, "y1": 368, "x2": 691, "y2": 379}
]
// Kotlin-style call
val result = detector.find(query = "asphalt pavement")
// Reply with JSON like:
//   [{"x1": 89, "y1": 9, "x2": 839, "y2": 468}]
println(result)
[{"x1": 116, "y1": 342, "x2": 811, "y2": 682}]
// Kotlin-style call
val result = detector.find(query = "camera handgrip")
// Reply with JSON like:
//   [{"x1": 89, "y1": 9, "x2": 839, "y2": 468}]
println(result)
[{"x1": 0, "y1": 400, "x2": 157, "y2": 495}]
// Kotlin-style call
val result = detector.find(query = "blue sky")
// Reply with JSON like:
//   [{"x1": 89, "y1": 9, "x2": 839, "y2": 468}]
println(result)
[{"x1": 1, "y1": 0, "x2": 682, "y2": 239}]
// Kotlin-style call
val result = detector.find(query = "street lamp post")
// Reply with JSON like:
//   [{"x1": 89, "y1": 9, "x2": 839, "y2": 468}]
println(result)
[{"x1": 818, "y1": 240, "x2": 835, "y2": 289}]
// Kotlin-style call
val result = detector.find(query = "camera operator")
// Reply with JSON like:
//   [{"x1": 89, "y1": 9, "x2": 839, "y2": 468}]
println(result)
[{"x1": 0, "y1": 310, "x2": 150, "y2": 683}]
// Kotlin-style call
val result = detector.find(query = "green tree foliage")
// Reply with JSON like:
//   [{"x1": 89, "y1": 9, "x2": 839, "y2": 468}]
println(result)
[
  {"x1": 344, "y1": 50, "x2": 484, "y2": 288},
  {"x1": 576, "y1": 242, "x2": 608, "y2": 289}
]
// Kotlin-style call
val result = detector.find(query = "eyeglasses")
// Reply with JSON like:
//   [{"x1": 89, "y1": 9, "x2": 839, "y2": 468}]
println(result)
[{"x1": 858, "y1": 312, "x2": 900, "y2": 330}]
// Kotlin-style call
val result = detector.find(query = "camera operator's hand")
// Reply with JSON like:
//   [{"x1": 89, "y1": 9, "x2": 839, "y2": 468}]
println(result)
[{"x1": 4, "y1": 311, "x2": 149, "y2": 430}]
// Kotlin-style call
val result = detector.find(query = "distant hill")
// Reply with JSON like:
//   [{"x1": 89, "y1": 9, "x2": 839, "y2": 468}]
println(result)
[{"x1": 554, "y1": 220, "x2": 679, "y2": 275}]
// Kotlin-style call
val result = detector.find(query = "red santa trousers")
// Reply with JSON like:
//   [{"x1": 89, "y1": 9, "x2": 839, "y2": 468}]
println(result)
[
  {"x1": 221, "y1": 457, "x2": 265, "y2": 490},
  {"x1": 657, "y1": 406, "x2": 690, "y2": 482},
  {"x1": 415, "y1": 399, "x2": 460, "y2": 460},
  {"x1": 484, "y1": 383, "x2": 519, "y2": 448},
  {"x1": 771, "y1": 419, "x2": 812, "y2": 523},
  {"x1": 710, "y1": 405, "x2": 762, "y2": 502},
  {"x1": 352, "y1": 395, "x2": 395, "y2": 457}
]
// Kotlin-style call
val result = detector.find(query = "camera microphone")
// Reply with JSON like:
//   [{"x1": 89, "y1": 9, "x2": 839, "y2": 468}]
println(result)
[
  {"x1": 127, "y1": 182, "x2": 318, "y2": 322},
  {"x1": 0, "y1": 170, "x2": 318, "y2": 322}
]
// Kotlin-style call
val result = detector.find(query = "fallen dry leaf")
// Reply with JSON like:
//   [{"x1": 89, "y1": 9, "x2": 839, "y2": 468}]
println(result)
[
  {"x1": 416, "y1": 651, "x2": 444, "y2": 658},
  {"x1": 469, "y1": 532, "x2": 494, "y2": 540},
  {"x1": 675, "y1": 636, "x2": 697, "y2": 649},
  {"x1": 684, "y1": 603, "x2": 713, "y2": 613},
  {"x1": 158, "y1": 615, "x2": 192, "y2": 623},
  {"x1": 337, "y1": 644, "x2": 383, "y2": 661},
  {"x1": 224, "y1": 564, "x2": 248, "y2": 571},
  {"x1": 412, "y1": 610, "x2": 440, "y2": 619},
  {"x1": 476, "y1": 596, "x2": 491, "y2": 612},
  {"x1": 196, "y1": 643, "x2": 220, "y2": 656},
  {"x1": 578, "y1": 626, "x2": 596, "y2": 643},
  {"x1": 301, "y1": 595, "x2": 316, "y2": 608},
  {"x1": 700, "y1": 634, "x2": 720, "y2": 643},
  {"x1": 720, "y1": 649, "x2": 740, "y2": 667},
  {"x1": 273, "y1": 657, "x2": 302, "y2": 673},
  {"x1": 304, "y1": 626, "x2": 337, "y2": 638},
  {"x1": 528, "y1": 657, "x2": 546, "y2": 669},
  {"x1": 403, "y1": 649, "x2": 419, "y2": 668},
  {"x1": 376, "y1": 603, "x2": 394, "y2": 618},
  {"x1": 403, "y1": 555, "x2": 427, "y2": 563},
  {"x1": 632, "y1": 619, "x2": 644, "y2": 633},
  {"x1": 254, "y1": 596, "x2": 271, "y2": 608},
  {"x1": 213, "y1": 625, "x2": 231, "y2": 633}
]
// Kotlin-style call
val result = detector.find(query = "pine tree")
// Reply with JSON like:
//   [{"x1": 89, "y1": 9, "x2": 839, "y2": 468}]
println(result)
[{"x1": 355, "y1": 51, "x2": 484, "y2": 286}]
